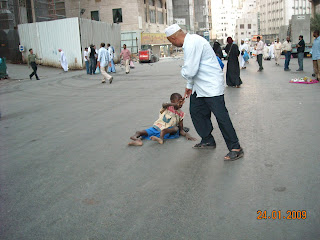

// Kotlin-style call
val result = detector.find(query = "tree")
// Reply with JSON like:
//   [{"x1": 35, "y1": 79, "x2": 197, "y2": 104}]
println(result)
[{"x1": 311, "y1": 14, "x2": 320, "y2": 32}]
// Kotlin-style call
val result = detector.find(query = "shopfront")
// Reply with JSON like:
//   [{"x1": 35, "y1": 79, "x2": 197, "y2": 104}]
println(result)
[{"x1": 141, "y1": 33, "x2": 171, "y2": 58}]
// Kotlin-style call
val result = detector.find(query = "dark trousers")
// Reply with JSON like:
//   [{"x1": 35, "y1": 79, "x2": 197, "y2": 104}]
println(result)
[
  {"x1": 30, "y1": 62, "x2": 39, "y2": 79},
  {"x1": 190, "y1": 93, "x2": 240, "y2": 151},
  {"x1": 89, "y1": 58, "x2": 96, "y2": 74},
  {"x1": 257, "y1": 54, "x2": 263, "y2": 70},
  {"x1": 297, "y1": 52, "x2": 304, "y2": 70},
  {"x1": 284, "y1": 51, "x2": 291, "y2": 70}
]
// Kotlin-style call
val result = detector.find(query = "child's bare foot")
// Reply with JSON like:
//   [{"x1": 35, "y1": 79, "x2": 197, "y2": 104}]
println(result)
[
  {"x1": 150, "y1": 136, "x2": 164, "y2": 144},
  {"x1": 128, "y1": 139, "x2": 143, "y2": 146},
  {"x1": 130, "y1": 136, "x2": 139, "y2": 141}
]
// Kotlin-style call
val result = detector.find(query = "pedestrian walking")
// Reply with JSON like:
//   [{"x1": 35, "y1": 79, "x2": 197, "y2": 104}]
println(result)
[
  {"x1": 213, "y1": 41, "x2": 223, "y2": 59},
  {"x1": 296, "y1": 35, "x2": 305, "y2": 71},
  {"x1": 84, "y1": 47, "x2": 89, "y2": 74},
  {"x1": 97, "y1": 43, "x2": 113, "y2": 84},
  {"x1": 165, "y1": 24, "x2": 243, "y2": 161},
  {"x1": 28, "y1": 48, "x2": 41, "y2": 80},
  {"x1": 120, "y1": 44, "x2": 131, "y2": 74},
  {"x1": 256, "y1": 36, "x2": 264, "y2": 72},
  {"x1": 225, "y1": 37, "x2": 242, "y2": 87},
  {"x1": 88, "y1": 44, "x2": 97, "y2": 75},
  {"x1": 239, "y1": 40, "x2": 249, "y2": 69},
  {"x1": 58, "y1": 49, "x2": 68, "y2": 72},
  {"x1": 311, "y1": 30, "x2": 320, "y2": 80},
  {"x1": 269, "y1": 42, "x2": 275, "y2": 59},
  {"x1": 274, "y1": 38, "x2": 282, "y2": 66},
  {"x1": 107, "y1": 43, "x2": 116, "y2": 73},
  {"x1": 282, "y1": 36, "x2": 292, "y2": 71}
]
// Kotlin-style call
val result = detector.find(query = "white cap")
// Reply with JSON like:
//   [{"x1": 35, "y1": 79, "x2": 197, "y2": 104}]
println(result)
[{"x1": 165, "y1": 24, "x2": 181, "y2": 37}]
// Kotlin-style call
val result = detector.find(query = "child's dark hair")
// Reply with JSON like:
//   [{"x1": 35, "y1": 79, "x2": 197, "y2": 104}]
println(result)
[{"x1": 170, "y1": 93, "x2": 182, "y2": 101}]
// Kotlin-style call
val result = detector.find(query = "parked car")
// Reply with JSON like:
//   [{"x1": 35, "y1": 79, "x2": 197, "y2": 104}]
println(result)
[{"x1": 139, "y1": 49, "x2": 159, "y2": 63}]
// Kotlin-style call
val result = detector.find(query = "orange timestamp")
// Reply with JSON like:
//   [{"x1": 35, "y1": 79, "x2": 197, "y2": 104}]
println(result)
[{"x1": 257, "y1": 210, "x2": 307, "y2": 220}]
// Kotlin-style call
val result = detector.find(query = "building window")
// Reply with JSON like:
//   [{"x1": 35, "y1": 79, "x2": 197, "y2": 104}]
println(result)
[
  {"x1": 240, "y1": 24, "x2": 244, "y2": 29},
  {"x1": 149, "y1": 0, "x2": 154, "y2": 6},
  {"x1": 248, "y1": 24, "x2": 251, "y2": 29},
  {"x1": 91, "y1": 11, "x2": 99, "y2": 21},
  {"x1": 157, "y1": 11, "x2": 163, "y2": 24},
  {"x1": 145, "y1": 7, "x2": 147, "y2": 22},
  {"x1": 112, "y1": 8, "x2": 122, "y2": 23},
  {"x1": 150, "y1": 9, "x2": 156, "y2": 23}
]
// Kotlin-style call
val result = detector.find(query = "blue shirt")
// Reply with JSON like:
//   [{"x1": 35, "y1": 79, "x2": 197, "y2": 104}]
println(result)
[
  {"x1": 182, "y1": 33, "x2": 224, "y2": 97},
  {"x1": 97, "y1": 47, "x2": 109, "y2": 67},
  {"x1": 312, "y1": 37, "x2": 320, "y2": 60}
]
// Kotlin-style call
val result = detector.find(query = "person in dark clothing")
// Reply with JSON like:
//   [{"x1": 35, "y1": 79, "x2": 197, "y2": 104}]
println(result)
[
  {"x1": 89, "y1": 44, "x2": 97, "y2": 74},
  {"x1": 296, "y1": 35, "x2": 305, "y2": 71},
  {"x1": 28, "y1": 48, "x2": 41, "y2": 80},
  {"x1": 213, "y1": 41, "x2": 223, "y2": 59},
  {"x1": 224, "y1": 37, "x2": 242, "y2": 88}
]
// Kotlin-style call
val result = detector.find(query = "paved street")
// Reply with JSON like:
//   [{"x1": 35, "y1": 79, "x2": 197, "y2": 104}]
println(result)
[{"x1": 1, "y1": 57, "x2": 320, "y2": 239}]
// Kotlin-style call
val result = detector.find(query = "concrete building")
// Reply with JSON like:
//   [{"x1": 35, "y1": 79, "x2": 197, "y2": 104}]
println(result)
[
  {"x1": 172, "y1": 0, "x2": 210, "y2": 39},
  {"x1": 258, "y1": 0, "x2": 311, "y2": 43},
  {"x1": 65, "y1": 0, "x2": 172, "y2": 57},
  {"x1": 310, "y1": 0, "x2": 320, "y2": 17},
  {"x1": 235, "y1": 0, "x2": 258, "y2": 45},
  {"x1": 172, "y1": 0, "x2": 195, "y2": 32},
  {"x1": 211, "y1": 0, "x2": 243, "y2": 44}
]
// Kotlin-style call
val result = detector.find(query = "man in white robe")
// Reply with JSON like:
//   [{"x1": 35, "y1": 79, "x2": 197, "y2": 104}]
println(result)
[
  {"x1": 274, "y1": 38, "x2": 282, "y2": 66},
  {"x1": 269, "y1": 43, "x2": 275, "y2": 59},
  {"x1": 58, "y1": 49, "x2": 68, "y2": 72},
  {"x1": 239, "y1": 40, "x2": 249, "y2": 69}
]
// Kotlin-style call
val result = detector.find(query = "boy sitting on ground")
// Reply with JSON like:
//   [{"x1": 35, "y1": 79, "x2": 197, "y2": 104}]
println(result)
[{"x1": 128, "y1": 93, "x2": 196, "y2": 146}]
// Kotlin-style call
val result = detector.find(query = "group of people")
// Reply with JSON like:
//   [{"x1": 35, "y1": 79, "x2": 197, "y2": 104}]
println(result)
[{"x1": 83, "y1": 43, "x2": 132, "y2": 83}]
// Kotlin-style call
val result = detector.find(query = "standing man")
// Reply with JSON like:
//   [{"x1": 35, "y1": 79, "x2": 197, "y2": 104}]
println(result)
[
  {"x1": 239, "y1": 40, "x2": 249, "y2": 69},
  {"x1": 107, "y1": 43, "x2": 116, "y2": 73},
  {"x1": 58, "y1": 49, "x2": 68, "y2": 72},
  {"x1": 165, "y1": 24, "x2": 243, "y2": 161},
  {"x1": 282, "y1": 36, "x2": 292, "y2": 71},
  {"x1": 296, "y1": 35, "x2": 305, "y2": 71},
  {"x1": 88, "y1": 44, "x2": 97, "y2": 75},
  {"x1": 97, "y1": 43, "x2": 113, "y2": 84},
  {"x1": 256, "y1": 36, "x2": 264, "y2": 72},
  {"x1": 312, "y1": 30, "x2": 320, "y2": 80},
  {"x1": 28, "y1": 48, "x2": 41, "y2": 80},
  {"x1": 120, "y1": 44, "x2": 131, "y2": 74},
  {"x1": 274, "y1": 38, "x2": 282, "y2": 66},
  {"x1": 84, "y1": 47, "x2": 89, "y2": 74}
]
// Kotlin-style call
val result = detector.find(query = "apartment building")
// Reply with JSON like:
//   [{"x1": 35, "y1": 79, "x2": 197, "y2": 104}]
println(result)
[{"x1": 258, "y1": 0, "x2": 311, "y2": 42}]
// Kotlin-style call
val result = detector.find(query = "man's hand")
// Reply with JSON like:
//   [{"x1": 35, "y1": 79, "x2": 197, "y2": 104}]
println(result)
[
  {"x1": 185, "y1": 133, "x2": 196, "y2": 141},
  {"x1": 184, "y1": 88, "x2": 192, "y2": 98}
]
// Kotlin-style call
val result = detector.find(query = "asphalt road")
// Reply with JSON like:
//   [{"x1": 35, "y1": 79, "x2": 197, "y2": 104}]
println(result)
[{"x1": 1, "y1": 57, "x2": 320, "y2": 239}]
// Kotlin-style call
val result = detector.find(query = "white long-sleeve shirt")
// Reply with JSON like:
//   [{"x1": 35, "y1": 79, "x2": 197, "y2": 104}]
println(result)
[
  {"x1": 97, "y1": 47, "x2": 109, "y2": 67},
  {"x1": 256, "y1": 40, "x2": 264, "y2": 55},
  {"x1": 282, "y1": 41, "x2": 292, "y2": 51},
  {"x1": 181, "y1": 33, "x2": 224, "y2": 97}
]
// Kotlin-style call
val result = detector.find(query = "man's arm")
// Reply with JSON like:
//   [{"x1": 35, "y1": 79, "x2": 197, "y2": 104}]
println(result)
[
  {"x1": 181, "y1": 41, "x2": 204, "y2": 80},
  {"x1": 179, "y1": 120, "x2": 196, "y2": 141}
]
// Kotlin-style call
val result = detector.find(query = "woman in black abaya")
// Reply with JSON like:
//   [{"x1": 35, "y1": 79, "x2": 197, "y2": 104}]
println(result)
[{"x1": 224, "y1": 37, "x2": 242, "y2": 88}]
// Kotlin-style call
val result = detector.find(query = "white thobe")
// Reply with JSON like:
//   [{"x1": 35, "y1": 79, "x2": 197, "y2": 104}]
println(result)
[
  {"x1": 269, "y1": 44, "x2": 275, "y2": 59},
  {"x1": 239, "y1": 43, "x2": 249, "y2": 68},
  {"x1": 182, "y1": 33, "x2": 224, "y2": 97},
  {"x1": 60, "y1": 51, "x2": 68, "y2": 71}
]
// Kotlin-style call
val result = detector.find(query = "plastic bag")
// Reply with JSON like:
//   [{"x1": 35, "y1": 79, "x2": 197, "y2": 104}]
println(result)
[
  {"x1": 216, "y1": 56, "x2": 224, "y2": 70},
  {"x1": 130, "y1": 60, "x2": 135, "y2": 68},
  {"x1": 243, "y1": 51, "x2": 250, "y2": 62},
  {"x1": 95, "y1": 66, "x2": 100, "y2": 74}
]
